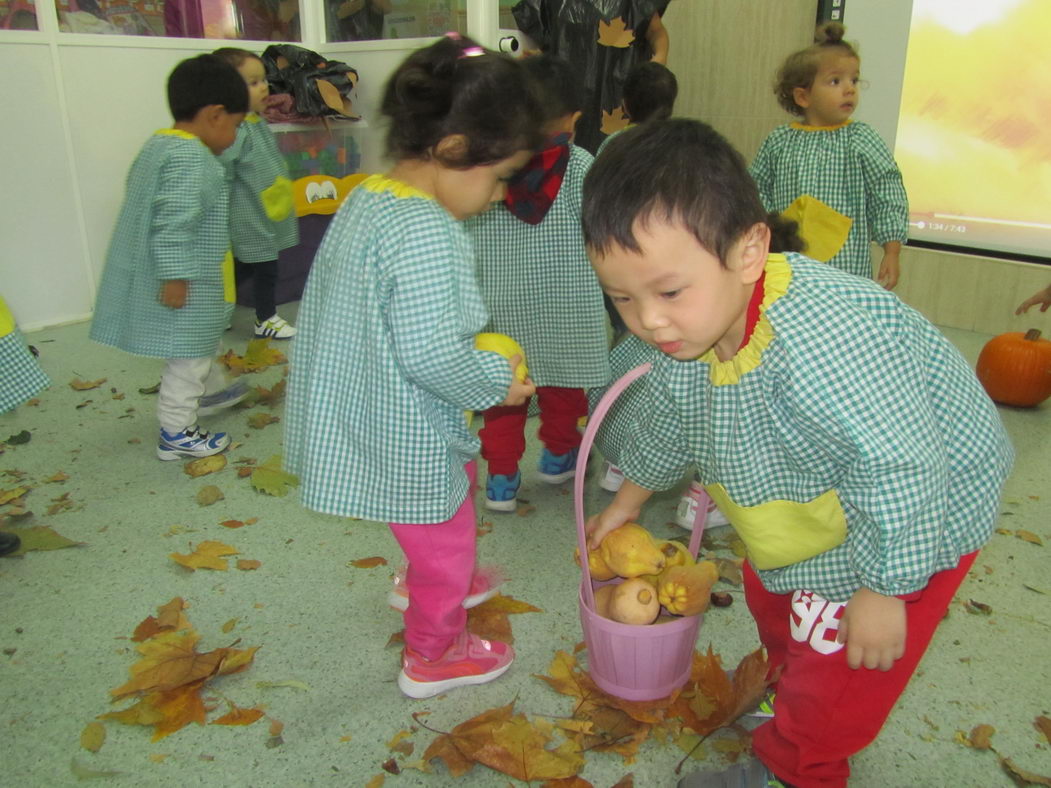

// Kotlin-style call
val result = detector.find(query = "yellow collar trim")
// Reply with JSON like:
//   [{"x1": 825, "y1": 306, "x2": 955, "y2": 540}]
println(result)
[
  {"x1": 700, "y1": 254, "x2": 791, "y2": 385},
  {"x1": 156, "y1": 128, "x2": 202, "y2": 142},
  {"x1": 789, "y1": 119, "x2": 853, "y2": 132},
  {"x1": 246, "y1": 113, "x2": 261, "y2": 123},
  {"x1": 360, "y1": 173, "x2": 434, "y2": 201}
]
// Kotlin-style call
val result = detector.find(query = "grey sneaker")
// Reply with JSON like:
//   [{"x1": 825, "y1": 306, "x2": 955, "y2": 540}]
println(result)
[{"x1": 198, "y1": 380, "x2": 250, "y2": 416}]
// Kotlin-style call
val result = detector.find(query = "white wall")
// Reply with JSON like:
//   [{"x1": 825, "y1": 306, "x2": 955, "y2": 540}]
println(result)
[{"x1": 847, "y1": 0, "x2": 913, "y2": 150}]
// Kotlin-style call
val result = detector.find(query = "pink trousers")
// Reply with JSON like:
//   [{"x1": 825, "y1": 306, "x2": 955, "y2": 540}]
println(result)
[{"x1": 388, "y1": 462, "x2": 477, "y2": 661}]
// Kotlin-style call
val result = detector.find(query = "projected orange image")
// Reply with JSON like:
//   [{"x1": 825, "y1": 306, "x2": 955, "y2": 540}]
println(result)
[{"x1": 896, "y1": 0, "x2": 1051, "y2": 250}]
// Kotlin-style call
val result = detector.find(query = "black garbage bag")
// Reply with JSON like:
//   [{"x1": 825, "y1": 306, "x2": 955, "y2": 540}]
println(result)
[
  {"x1": 513, "y1": 0, "x2": 668, "y2": 154},
  {"x1": 261, "y1": 44, "x2": 360, "y2": 120}
]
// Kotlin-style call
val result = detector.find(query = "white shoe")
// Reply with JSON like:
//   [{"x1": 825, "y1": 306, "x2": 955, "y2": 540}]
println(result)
[
  {"x1": 254, "y1": 314, "x2": 296, "y2": 340},
  {"x1": 675, "y1": 480, "x2": 731, "y2": 530}
]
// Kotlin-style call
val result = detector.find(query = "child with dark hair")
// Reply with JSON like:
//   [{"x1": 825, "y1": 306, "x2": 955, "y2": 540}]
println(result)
[
  {"x1": 285, "y1": 35, "x2": 542, "y2": 699},
  {"x1": 582, "y1": 119, "x2": 1012, "y2": 788},
  {"x1": 90, "y1": 54, "x2": 248, "y2": 461},
  {"x1": 751, "y1": 22, "x2": 908, "y2": 289},
  {"x1": 596, "y1": 60, "x2": 678, "y2": 157},
  {"x1": 213, "y1": 47, "x2": 299, "y2": 341},
  {"x1": 465, "y1": 53, "x2": 610, "y2": 512}
]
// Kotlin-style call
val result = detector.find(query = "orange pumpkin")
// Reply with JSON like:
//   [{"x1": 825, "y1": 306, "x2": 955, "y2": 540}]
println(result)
[{"x1": 976, "y1": 329, "x2": 1051, "y2": 407}]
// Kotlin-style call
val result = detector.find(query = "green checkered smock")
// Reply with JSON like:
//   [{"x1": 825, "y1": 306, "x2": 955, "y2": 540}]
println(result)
[
  {"x1": 284, "y1": 175, "x2": 514, "y2": 523},
  {"x1": 593, "y1": 253, "x2": 1012, "y2": 601},
  {"x1": 220, "y1": 114, "x2": 299, "y2": 263},
  {"x1": 750, "y1": 120, "x2": 908, "y2": 280},
  {"x1": 0, "y1": 296, "x2": 49, "y2": 413},
  {"x1": 464, "y1": 145, "x2": 610, "y2": 388},
  {"x1": 90, "y1": 131, "x2": 233, "y2": 359}
]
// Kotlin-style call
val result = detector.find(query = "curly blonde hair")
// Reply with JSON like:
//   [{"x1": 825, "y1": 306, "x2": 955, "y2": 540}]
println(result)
[{"x1": 773, "y1": 22, "x2": 859, "y2": 116}]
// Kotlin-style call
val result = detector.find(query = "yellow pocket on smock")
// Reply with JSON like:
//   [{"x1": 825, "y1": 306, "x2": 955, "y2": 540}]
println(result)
[
  {"x1": 222, "y1": 251, "x2": 235, "y2": 304},
  {"x1": 260, "y1": 176, "x2": 294, "y2": 223},
  {"x1": 0, "y1": 295, "x2": 15, "y2": 338},
  {"x1": 705, "y1": 483, "x2": 848, "y2": 570},
  {"x1": 780, "y1": 195, "x2": 853, "y2": 263}
]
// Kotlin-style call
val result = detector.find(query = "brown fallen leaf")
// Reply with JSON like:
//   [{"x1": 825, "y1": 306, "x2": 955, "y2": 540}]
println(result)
[
  {"x1": 69, "y1": 377, "x2": 107, "y2": 391},
  {"x1": 211, "y1": 703, "x2": 265, "y2": 727},
  {"x1": 247, "y1": 412, "x2": 279, "y2": 429},
  {"x1": 0, "y1": 486, "x2": 29, "y2": 506},
  {"x1": 195, "y1": 486, "x2": 224, "y2": 507},
  {"x1": 45, "y1": 471, "x2": 70, "y2": 484},
  {"x1": 365, "y1": 775, "x2": 385, "y2": 788},
  {"x1": 110, "y1": 631, "x2": 229, "y2": 699},
  {"x1": 80, "y1": 721, "x2": 106, "y2": 753},
  {"x1": 170, "y1": 541, "x2": 239, "y2": 571},
  {"x1": 236, "y1": 559, "x2": 261, "y2": 571},
  {"x1": 221, "y1": 618, "x2": 239, "y2": 634},
  {"x1": 1, "y1": 525, "x2": 83, "y2": 554},
  {"x1": 1016, "y1": 529, "x2": 1044, "y2": 546},
  {"x1": 999, "y1": 756, "x2": 1051, "y2": 787},
  {"x1": 1035, "y1": 715, "x2": 1051, "y2": 745},
  {"x1": 220, "y1": 519, "x2": 246, "y2": 529},
  {"x1": 184, "y1": 455, "x2": 227, "y2": 478},
  {"x1": 350, "y1": 556, "x2": 388, "y2": 569},
  {"x1": 132, "y1": 598, "x2": 191, "y2": 642}
]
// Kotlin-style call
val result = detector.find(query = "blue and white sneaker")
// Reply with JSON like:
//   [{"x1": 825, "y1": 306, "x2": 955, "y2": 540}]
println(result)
[
  {"x1": 485, "y1": 471, "x2": 521, "y2": 512},
  {"x1": 198, "y1": 380, "x2": 250, "y2": 416},
  {"x1": 156, "y1": 426, "x2": 230, "y2": 461},
  {"x1": 254, "y1": 314, "x2": 296, "y2": 340},
  {"x1": 538, "y1": 447, "x2": 579, "y2": 484}
]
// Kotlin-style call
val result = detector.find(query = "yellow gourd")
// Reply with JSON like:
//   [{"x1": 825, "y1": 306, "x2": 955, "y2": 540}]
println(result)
[
  {"x1": 474, "y1": 333, "x2": 529, "y2": 382},
  {"x1": 593, "y1": 584, "x2": 617, "y2": 618},
  {"x1": 656, "y1": 561, "x2": 719, "y2": 616},
  {"x1": 599, "y1": 522, "x2": 666, "y2": 578},
  {"x1": 608, "y1": 578, "x2": 660, "y2": 625},
  {"x1": 658, "y1": 539, "x2": 695, "y2": 568},
  {"x1": 574, "y1": 546, "x2": 618, "y2": 581}
]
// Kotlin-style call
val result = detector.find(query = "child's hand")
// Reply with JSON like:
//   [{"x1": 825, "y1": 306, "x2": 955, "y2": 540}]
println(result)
[
  {"x1": 499, "y1": 355, "x2": 535, "y2": 406},
  {"x1": 586, "y1": 480, "x2": 650, "y2": 549},
  {"x1": 877, "y1": 246, "x2": 901, "y2": 290},
  {"x1": 1015, "y1": 285, "x2": 1051, "y2": 315},
  {"x1": 159, "y1": 280, "x2": 188, "y2": 309},
  {"x1": 836, "y1": 587, "x2": 906, "y2": 671}
]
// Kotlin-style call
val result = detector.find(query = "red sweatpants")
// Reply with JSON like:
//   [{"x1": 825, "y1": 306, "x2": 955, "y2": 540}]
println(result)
[
  {"x1": 479, "y1": 386, "x2": 587, "y2": 476},
  {"x1": 744, "y1": 551, "x2": 978, "y2": 788},
  {"x1": 388, "y1": 462, "x2": 478, "y2": 661}
]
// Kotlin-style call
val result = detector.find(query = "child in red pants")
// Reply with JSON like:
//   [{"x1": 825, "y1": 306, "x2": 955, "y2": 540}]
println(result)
[
  {"x1": 466, "y1": 55, "x2": 610, "y2": 512},
  {"x1": 582, "y1": 119, "x2": 1013, "y2": 787}
]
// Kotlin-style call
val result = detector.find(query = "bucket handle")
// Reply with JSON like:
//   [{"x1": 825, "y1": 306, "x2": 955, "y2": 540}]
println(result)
[{"x1": 574, "y1": 362, "x2": 708, "y2": 612}]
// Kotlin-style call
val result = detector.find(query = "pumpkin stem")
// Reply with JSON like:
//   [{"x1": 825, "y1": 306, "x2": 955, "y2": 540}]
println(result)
[
  {"x1": 638, "y1": 589, "x2": 652, "y2": 605},
  {"x1": 1025, "y1": 329, "x2": 1042, "y2": 341}
]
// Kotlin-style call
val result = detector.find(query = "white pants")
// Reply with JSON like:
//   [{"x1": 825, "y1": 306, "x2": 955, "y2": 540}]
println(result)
[{"x1": 157, "y1": 357, "x2": 229, "y2": 434}]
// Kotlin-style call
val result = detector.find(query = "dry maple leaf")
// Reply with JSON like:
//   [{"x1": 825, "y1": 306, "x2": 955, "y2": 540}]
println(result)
[
  {"x1": 211, "y1": 703, "x2": 265, "y2": 726},
  {"x1": 170, "y1": 540, "x2": 240, "y2": 571},
  {"x1": 597, "y1": 16, "x2": 634, "y2": 47},
  {"x1": 670, "y1": 646, "x2": 773, "y2": 738},
  {"x1": 220, "y1": 339, "x2": 288, "y2": 375},
  {"x1": 132, "y1": 597, "x2": 191, "y2": 642},
  {"x1": 251, "y1": 455, "x2": 299, "y2": 497},
  {"x1": 248, "y1": 412, "x2": 280, "y2": 429},
  {"x1": 110, "y1": 631, "x2": 230, "y2": 699},
  {"x1": 184, "y1": 455, "x2": 227, "y2": 478},
  {"x1": 0, "y1": 486, "x2": 29, "y2": 506},
  {"x1": 69, "y1": 377, "x2": 107, "y2": 391},
  {"x1": 80, "y1": 721, "x2": 106, "y2": 753},
  {"x1": 999, "y1": 756, "x2": 1051, "y2": 787},
  {"x1": 601, "y1": 106, "x2": 630, "y2": 136},
  {"x1": 255, "y1": 378, "x2": 287, "y2": 407},
  {"x1": 466, "y1": 593, "x2": 541, "y2": 645},
  {"x1": 351, "y1": 556, "x2": 389, "y2": 569}
]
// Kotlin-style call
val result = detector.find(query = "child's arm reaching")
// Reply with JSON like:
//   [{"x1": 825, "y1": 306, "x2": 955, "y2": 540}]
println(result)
[
  {"x1": 586, "y1": 479, "x2": 653, "y2": 550},
  {"x1": 857, "y1": 125, "x2": 908, "y2": 290},
  {"x1": 1016, "y1": 284, "x2": 1051, "y2": 314},
  {"x1": 836, "y1": 587, "x2": 906, "y2": 671}
]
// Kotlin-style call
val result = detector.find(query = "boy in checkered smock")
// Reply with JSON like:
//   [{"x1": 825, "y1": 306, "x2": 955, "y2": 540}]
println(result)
[
  {"x1": 464, "y1": 55, "x2": 610, "y2": 513},
  {"x1": 90, "y1": 55, "x2": 249, "y2": 461},
  {"x1": 214, "y1": 48, "x2": 300, "y2": 341},
  {"x1": 284, "y1": 35, "x2": 543, "y2": 700},
  {"x1": 750, "y1": 22, "x2": 908, "y2": 288},
  {"x1": 583, "y1": 119, "x2": 1012, "y2": 788}
]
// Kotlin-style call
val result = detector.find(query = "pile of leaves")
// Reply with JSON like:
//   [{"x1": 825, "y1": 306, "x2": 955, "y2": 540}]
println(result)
[
  {"x1": 417, "y1": 645, "x2": 773, "y2": 784},
  {"x1": 97, "y1": 597, "x2": 268, "y2": 742}
]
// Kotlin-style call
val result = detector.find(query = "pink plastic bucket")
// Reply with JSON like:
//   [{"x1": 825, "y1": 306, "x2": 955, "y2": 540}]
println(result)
[{"x1": 575, "y1": 362, "x2": 709, "y2": 701}]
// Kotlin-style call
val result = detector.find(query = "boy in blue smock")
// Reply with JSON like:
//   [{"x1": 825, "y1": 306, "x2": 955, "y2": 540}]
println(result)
[{"x1": 90, "y1": 55, "x2": 249, "y2": 461}]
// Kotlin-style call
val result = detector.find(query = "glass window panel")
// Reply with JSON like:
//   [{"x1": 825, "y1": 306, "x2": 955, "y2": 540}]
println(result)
[
  {"x1": 1, "y1": 0, "x2": 40, "y2": 29},
  {"x1": 55, "y1": 0, "x2": 301, "y2": 39},
  {"x1": 326, "y1": 0, "x2": 464, "y2": 43}
]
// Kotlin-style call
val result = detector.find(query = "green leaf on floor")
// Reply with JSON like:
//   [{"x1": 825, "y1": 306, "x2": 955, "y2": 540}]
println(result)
[
  {"x1": 2, "y1": 525, "x2": 83, "y2": 554},
  {"x1": 4, "y1": 430, "x2": 30, "y2": 446},
  {"x1": 251, "y1": 455, "x2": 298, "y2": 498}
]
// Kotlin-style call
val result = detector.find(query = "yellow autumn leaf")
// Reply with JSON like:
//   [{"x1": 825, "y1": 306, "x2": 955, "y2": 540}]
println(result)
[
  {"x1": 69, "y1": 377, "x2": 107, "y2": 391},
  {"x1": 169, "y1": 540, "x2": 239, "y2": 571},
  {"x1": 597, "y1": 15, "x2": 634, "y2": 47},
  {"x1": 184, "y1": 455, "x2": 227, "y2": 478},
  {"x1": 80, "y1": 721, "x2": 106, "y2": 752},
  {"x1": 211, "y1": 704, "x2": 265, "y2": 727}
]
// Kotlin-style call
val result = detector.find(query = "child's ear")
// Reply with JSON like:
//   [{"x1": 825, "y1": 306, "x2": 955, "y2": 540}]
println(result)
[
  {"x1": 737, "y1": 222, "x2": 771, "y2": 285},
  {"x1": 197, "y1": 104, "x2": 226, "y2": 126},
  {"x1": 792, "y1": 86, "x2": 810, "y2": 109}
]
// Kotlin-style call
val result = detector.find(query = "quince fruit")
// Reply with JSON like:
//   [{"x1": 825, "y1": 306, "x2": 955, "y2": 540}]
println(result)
[{"x1": 599, "y1": 522, "x2": 665, "y2": 578}]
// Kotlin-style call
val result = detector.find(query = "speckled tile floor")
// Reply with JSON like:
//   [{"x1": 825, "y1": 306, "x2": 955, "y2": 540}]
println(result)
[{"x1": 1, "y1": 306, "x2": 1049, "y2": 788}]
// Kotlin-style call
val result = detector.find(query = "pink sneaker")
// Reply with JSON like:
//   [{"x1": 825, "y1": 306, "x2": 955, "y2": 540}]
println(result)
[
  {"x1": 675, "y1": 479, "x2": 731, "y2": 530},
  {"x1": 387, "y1": 565, "x2": 504, "y2": 612},
  {"x1": 398, "y1": 632, "x2": 514, "y2": 699}
]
